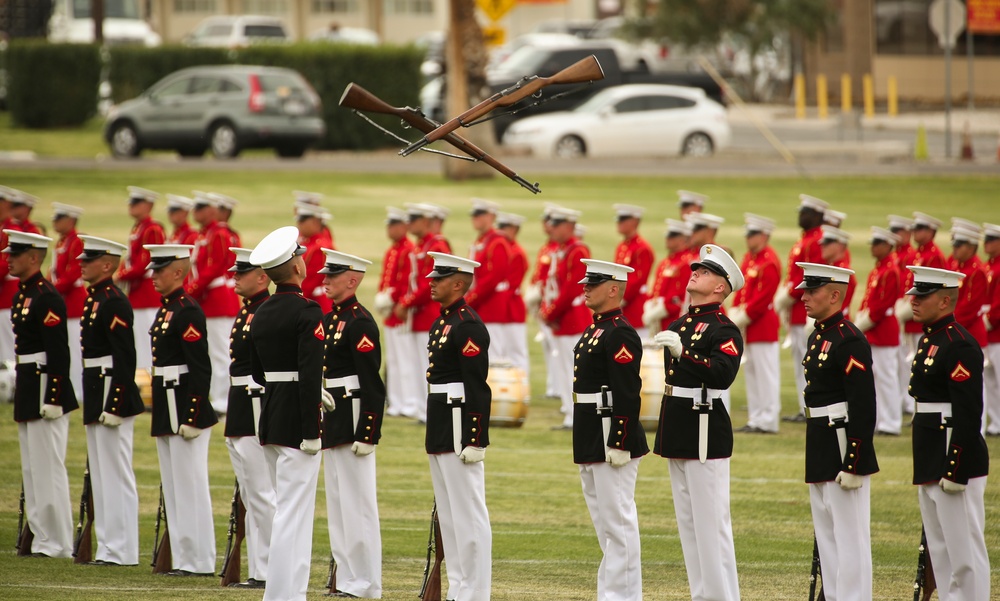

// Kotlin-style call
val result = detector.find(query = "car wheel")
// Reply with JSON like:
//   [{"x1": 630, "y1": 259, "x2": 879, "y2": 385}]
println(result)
[
  {"x1": 681, "y1": 132, "x2": 714, "y2": 157},
  {"x1": 177, "y1": 146, "x2": 205, "y2": 158},
  {"x1": 554, "y1": 135, "x2": 586, "y2": 159},
  {"x1": 209, "y1": 122, "x2": 241, "y2": 159},
  {"x1": 110, "y1": 122, "x2": 141, "y2": 158},
  {"x1": 275, "y1": 144, "x2": 306, "y2": 159}
]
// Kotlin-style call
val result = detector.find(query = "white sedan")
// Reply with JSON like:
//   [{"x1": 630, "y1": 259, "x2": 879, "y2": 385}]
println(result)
[{"x1": 501, "y1": 84, "x2": 731, "y2": 159}]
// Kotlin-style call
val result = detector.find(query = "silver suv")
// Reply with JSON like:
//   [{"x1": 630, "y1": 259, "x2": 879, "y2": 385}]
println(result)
[{"x1": 104, "y1": 65, "x2": 325, "y2": 159}]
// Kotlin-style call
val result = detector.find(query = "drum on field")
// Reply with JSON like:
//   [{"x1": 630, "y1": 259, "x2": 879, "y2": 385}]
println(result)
[
  {"x1": 638, "y1": 344, "x2": 664, "y2": 428},
  {"x1": 136, "y1": 368, "x2": 153, "y2": 410},
  {"x1": 488, "y1": 363, "x2": 529, "y2": 428}
]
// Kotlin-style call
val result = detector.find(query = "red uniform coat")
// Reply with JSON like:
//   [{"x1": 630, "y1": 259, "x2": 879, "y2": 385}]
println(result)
[
  {"x1": 117, "y1": 216, "x2": 165, "y2": 309},
  {"x1": 785, "y1": 226, "x2": 824, "y2": 325},
  {"x1": 892, "y1": 244, "x2": 917, "y2": 292},
  {"x1": 614, "y1": 234, "x2": 654, "y2": 327},
  {"x1": 466, "y1": 229, "x2": 511, "y2": 323},
  {"x1": 831, "y1": 255, "x2": 856, "y2": 318},
  {"x1": 1, "y1": 218, "x2": 42, "y2": 310},
  {"x1": 401, "y1": 233, "x2": 451, "y2": 332},
  {"x1": 948, "y1": 255, "x2": 988, "y2": 347},
  {"x1": 168, "y1": 223, "x2": 198, "y2": 246},
  {"x1": 860, "y1": 255, "x2": 901, "y2": 347},
  {"x1": 186, "y1": 221, "x2": 239, "y2": 318},
  {"x1": 987, "y1": 255, "x2": 1000, "y2": 345},
  {"x1": 903, "y1": 241, "x2": 946, "y2": 334},
  {"x1": 733, "y1": 245, "x2": 781, "y2": 343},
  {"x1": 380, "y1": 237, "x2": 414, "y2": 328},
  {"x1": 300, "y1": 230, "x2": 334, "y2": 314},
  {"x1": 540, "y1": 237, "x2": 591, "y2": 336},
  {"x1": 649, "y1": 247, "x2": 695, "y2": 332},
  {"x1": 506, "y1": 240, "x2": 528, "y2": 324},
  {"x1": 531, "y1": 240, "x2": 558, "y2": 285},
  {"x1": 51, "y1": 229, "x2": 87, "y2": 318}
]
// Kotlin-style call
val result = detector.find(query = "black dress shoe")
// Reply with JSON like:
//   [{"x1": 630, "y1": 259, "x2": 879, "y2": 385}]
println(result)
[
  {"x1": 86, "y1": 559, "x2": 124, "y2": 566},
  {"x1": 228, "y1": 578, "x2": 266, "y2": 588},
  {"x1": 323, "y1": 592, "x2": 359, "y2": 598},
  {"x1": 736, "y1": 425, "x2": 759, "y2": 433},
  {"x1": 550, "y1": 424, "x2": 572, "y2": 431},
  {"x1": 782, "y1": 412, "x2": 807, "y2": 423},
  {"x1": 164, "y1": 569, "x2": 214, "y2": 577}
]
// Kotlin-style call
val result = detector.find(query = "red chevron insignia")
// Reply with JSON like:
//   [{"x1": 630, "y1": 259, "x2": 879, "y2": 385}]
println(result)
[
  {"x1": 614, "y1": 344, "x2": 634, "y2": 363},
  {"x1": 356, "y1": 334, "x2": 375, "y2": 353},
  {"x1": 182, "y1": 324, "x2": 203, "y2": 342},
  {"x1": 461, "y1": 338, "x2": 481, "y2": 357},
  {"x1": 950, "y1": 362, "x2": 971, "y2": 382},
  {"x1": 845, "y1": 356, "x2": 866, "y2": 374},
  {"x1": 314, "y1": 322, "x2": 324, "y2": 340},
  {"x1": 43, "y1": 310, "x2": 62, "y2": 327},
  {"x1": 109, "y1": 316, "x2": 128, "y2": 331},
  {"x1": 720, "y1": 339, "x2": 739, "y2": 356}
]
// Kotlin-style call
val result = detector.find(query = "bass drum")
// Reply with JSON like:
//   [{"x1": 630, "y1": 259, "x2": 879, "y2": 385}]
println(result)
[
  {"x1": 638, "y1": 344, "x2": 665, "y2": 429},
  {"x1": 0, "y1": 360, "x2": 14, "y2": 403},
  {"x1": 487, "y1": 363, "x2": 529, "y2": 428},
  {"x1": 136, "y1": 368, "x2": 153, "y2": 411}
]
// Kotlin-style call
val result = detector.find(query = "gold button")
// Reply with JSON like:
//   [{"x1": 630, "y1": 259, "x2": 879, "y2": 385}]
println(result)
[
  {"x1": 472, "y1": 428, "x2": 477, "y2": 432},
  {"x1": 950, "y1": 461, "x2": 955, "y2": 465},
  {"x1": 615, "y1": 442, "x2": 621, "y2": 447},
  {"x1": 366, "y1": 426, "x2": 371, "y2": 431},
  {"x1": 617, "y1": 430, "x2": 622, "y2": 435},
  {"x1": 852, "y1": 442, "x2": 857, "y2": 447},
  {"x1": 668, "y1": 370, "x2": 674, "y2": 376},
  {"x1": 368, "y1": 415, "x2": 373, "y2": 420},
  {"x1": 365, "y1": 437, "x2": 370, "y2": 441},
  {"x1": 947, "y1": 472, "x2": 953, "y2": 477},
  {"x1": 471, "y1": 438, "x2": 476, "y2": 443},
  {"x1": 473, "y1": 417, "x2": 478, "y2": 422}
]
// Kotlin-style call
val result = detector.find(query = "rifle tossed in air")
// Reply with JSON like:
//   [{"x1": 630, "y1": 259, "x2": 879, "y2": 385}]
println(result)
[
  {"x1": 418, "y1": 502, "x2": 444, "y2": 601},
  {"x1": 151, "y1": 483, "x2": 172, "y2": 573},
  {"x1": 339, "y1": 83, "x2": 541, "y2": 194},
  {"x1": 219, "y1": 479, "x2": 246, "y2": 586},
  {"x1": 72, "y1": 460, "x2": 95, "y2": 563}
]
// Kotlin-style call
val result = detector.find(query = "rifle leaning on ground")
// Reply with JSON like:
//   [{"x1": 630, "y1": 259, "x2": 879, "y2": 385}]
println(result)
[
  {"x1": 16, "y1": 482, "x2": 34, "y2": 556},
  {"x1": 913, "y1": 527, "x2": 936, "y2": 601},
  {"x1": 151, "y1": 483, "x2": 172, "y2": 573},
  {"x1": 399, "y1": 54, "x2": 605, "y2": 157},
  {"x1": 219, "y1": 479, "x2": 246, "y2": 586},
  {"x1": 339, "y1": 83, "x2": 541, "y2": 194},
  {"x1": 325, "y1": 555, "x2": 338, "y2": 596},
  {"x1": 418, "y1": 502, "x2": 444, "y2": 601},
  {"x1": 808, "y1": 535, "x2": 825, "y2": 601},
  {"x1": 73, "y1": 460, "x2": 95, "y2": 563}
]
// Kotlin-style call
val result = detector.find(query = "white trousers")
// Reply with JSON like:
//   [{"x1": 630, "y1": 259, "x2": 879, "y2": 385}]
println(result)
[
  {"x1": 899, "y1": 333, "x2": 919, "y2": 414},
  {"x1": 66, "y1": 318, "x2": 83, "y2": 398},
  {"x1": 484, "y1": 322, "x2": 506, "y2": 363},
  {"x1": 264, "y1": 445, "x2": 321, "y2": 601},
  {"x1": 744, "y1": 342, "x2": 780, "y2": 432},
  {"x1": 207, "y1": 316, "x2": 232, "y2": 414},
  {"x1": 324, "y1": 445, "x2": 382, "y2": 598},
  {"x1": 553, "y1": 335, "x2": 578, "y2": 427},
  {"x1": 809, "y1": 479, "x2": 873, "y2": 601},
  {"x1": 226, "y1": 435, "x2": 275, "y2": 582},
  {"x1": 668, "y1": 458, "x2": 740, "y2": 601},
  {"x1": 872, "y1": 345, "x2": 902, "y2": 434},
  {"x1": 429, "y1": 452, "x2": 492, "y2": 601},
  {"x1": 984, "y1": 344, "x2": 1000, "y2": 435},
  {"x1": 497, "y1": 323, "x2": 529, "y2": 394},
  {"x1": 918, "y1": 477, "x2": 990, "y2": 601},
  {"x1": 579, "y1": 459, "x2": 643, "y2": 601},
  {"x1": 156, "y1": 432, "x2": 216, "y2": 573},
  {"x1": 790, "y1": 325, "x2": 807, "y2": 413},
  {"x1": 385, "y1": 325, "x2": 419, "y2": 417},
  {"x1": 133, "y1": 307, "x2": 156, "y2": 372},
  {"x1": 0, "y1": 307, "x2": 14, "y2": 363},
  {"x1": 412, "y1": 330, "x2": 431, "y2": 421},
  {"x1": 539, "y1": 322, "x2": 557, "y2": 397},
  {"x1": 85, "y1": 418, "x2": 139, "y2": 565},
  {"x1": 18, "y1": 417, "x2": 74, "y2": 558}
]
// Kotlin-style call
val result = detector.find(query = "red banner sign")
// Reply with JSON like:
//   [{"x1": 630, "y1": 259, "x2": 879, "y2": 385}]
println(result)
[{"x1": 968, "y1": 0, "x2": 1000, "y2": 33}]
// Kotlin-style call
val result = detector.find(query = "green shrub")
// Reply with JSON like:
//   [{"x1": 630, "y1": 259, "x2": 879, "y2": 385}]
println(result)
[
  {"x1": 107, "y1": 45, "x2": 232, "y2": 102},
  {"x1": 7, "y1": 40, "x2": 101, "y2": 128}
]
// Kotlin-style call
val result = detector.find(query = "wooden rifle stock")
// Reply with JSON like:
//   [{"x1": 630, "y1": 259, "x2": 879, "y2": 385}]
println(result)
[
  {"x1": 219, "y1": 480, "x2": 246, "y2": 586},
  {"x1": 913, "y1": 527, "x2": 935, "y2": 601},
  {"x1": 419, "y1": 503, "x2": 443, "y2": 601},
  {"x1": 73, "y1": 461, "x2": 95, "y2": 563},
  {"x1": 16, "y1": 482, "x2": 34, "y2": 556},
  {"x1": 339, "y1": 83, "x2": 540, "y2": 194},
  {"x1": 808, "y1": 535, "x2": 826, "y2": 601},
  {"x1": 325, "y1": 556, "x2": 337, "y2": 595},
  {"x1": 151, "y1": 483, "x2": 172, "y2": 573},
  {"x1": 399, "y1": 54, "x2": 605, "y2": 156}
]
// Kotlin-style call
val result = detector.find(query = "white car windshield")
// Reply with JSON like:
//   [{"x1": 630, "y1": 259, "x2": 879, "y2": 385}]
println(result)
[
  {"x1": 571, "y1": 90, "x2": 618, "y2": 114},
  {"x1": 73, "y1": 0, "x2": 140, "y2": 19}
]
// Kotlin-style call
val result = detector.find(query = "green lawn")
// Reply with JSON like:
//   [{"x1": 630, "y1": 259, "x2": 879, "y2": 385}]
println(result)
[{"x1": 0, "y1": 170, "x2": 997, "y2": 599}]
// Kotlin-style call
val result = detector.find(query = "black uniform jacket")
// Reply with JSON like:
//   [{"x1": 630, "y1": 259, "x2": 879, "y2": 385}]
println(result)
[
  {"x1": 321, "y1": 295, "x2": 386, "y2": 448},
  {"x1": 81, "y1": 277, "x2": 143, "y2": 425},
  {"x1": 803, "y1": 312, "x2": 879, "y2": 483},
  {"x1": 224, "y1": 289, "x2": 269, "y2": 438},
  {"x1": 12, "y1": 272, "x2": 78, "y2": 421},
  {"x1": 425, "y1": 298, "x2": 491, "y2": 454},
  {"x1": 910, "y1": 314, "x2": 988, "y2": 485},
  {"x1": 572, "y1": 307, "x2": 648, "y2": 463},
  {"x1": 654, "y1": 302, "x2": 742, "y2": 460},
  {"x1": 250, "y1": 283, "x2": 325, "y2": 448},
  {"x1": 150, "y1": 287, "x2": 217, "y2": 435}
]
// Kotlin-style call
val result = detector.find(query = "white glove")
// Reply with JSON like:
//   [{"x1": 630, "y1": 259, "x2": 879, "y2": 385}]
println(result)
[
  {"x1": 524, "y1": 282, "x2": 542, "y2": 310},
  {"x1": 835, "y1": 471, "x2": 864, "y2": 490},
  {"x1": 653, "y1": 330, "x2": 683, "y2": 358},
  {"x1": 351, "y1": 441, "x2": 375, "y2": 456},
  {"x1": 607, "y1": 447, "x2": 631, "y2": 468},
  {"x1": 728, "y1": 306, "x2": 751, "y2": 330},
  {"x1": 40, "y1": 404, "x2": 64, "y2": 420},
  {"x1": 321, "y1": 389, "x2": 336, "y2": 413},
  {"x1": 855, "y1": 309, "x2": 875, "y2": 332},
  {"x1": 642, "y1": 297, "x2": 667, "y2": 330},
  {"x1": 804, "y1": 316, "x2": 816, "y2": 331},
  {"x1": 99, "y1": 411, "x2": 123, "y2": 427},
  {"x1": 459, "y1": 446, "x2": 486, "y2": 464},
  {"x1": 373, "y1": 290, "x2": 394, "y2": 316},
  {"x1": 895, "y1": 297, "x2": 914, "y2": 324},
  {"x1": 939, "y1": 478, "x2": 966, "y2": 494},
  {"x1": 178, "y1": 424, "x2": 202, "y2": 440},
  {"x1": 774, "y1": 286, "x2": 794, "y2": 312},
  {"x1": 985, "y1": 313, "x2": 993, "y2": 332},
  {"x1": 299, "y1": 437, "x2": 321, "y2": 455}
]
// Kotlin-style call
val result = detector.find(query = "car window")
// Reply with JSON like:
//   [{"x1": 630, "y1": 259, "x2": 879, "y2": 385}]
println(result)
[
  {"x1": 218, "y1": 79, "x2": 243, "y2": 93},
  {"x1": 648, "y1": 95, "x2": 696, "y2": 110},
  {"x1": 152, "y1": 77, "x2": 191, "y2": 98},
  {"x1": 203, "y1": 24, "x2": 233, "y2": 37},
  {"x1": 258, "y1": 73, "x2": 304, "y2": 93},
  {"x1": 189, "y1": 77, "x2": 222, "y2": 94},
  {"x1": 613, "y1": 97, "x2": 647, "y2": 113},
  {"x1": 244, "y1": 25, "x2": 286, "y2": 38}
]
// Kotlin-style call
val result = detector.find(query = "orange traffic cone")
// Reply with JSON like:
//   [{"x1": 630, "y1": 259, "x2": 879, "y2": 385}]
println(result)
[{"x1": 960, "y1": 121, "x2": 974, "y2": 160}]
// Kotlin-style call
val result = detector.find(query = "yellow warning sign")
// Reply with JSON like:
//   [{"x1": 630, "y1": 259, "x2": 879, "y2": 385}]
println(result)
[
  {"x1": 483, "y1": 25, "x2": 506, "y2": 46},
  {"x1": 477, "y1": 0, "x2": 517, "y2": 22}
]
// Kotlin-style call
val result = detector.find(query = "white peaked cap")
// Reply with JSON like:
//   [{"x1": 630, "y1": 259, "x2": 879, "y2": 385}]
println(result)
[
  {"x1": 687, "y1": 212, "x2": 725, "y2": 229},
  {"x1": 541, "y1": 202, "x2": 563, "y2": 219},
  {"x1": 470, "y1": 198, "x2": 500, "y2": 215},
  {"x1": 227, "y1": 247, "x2": 257, "y2": 273},
  {"x1": 209, "y1": 192, "x2": 239, "y2": 210},
  {"x1": 496, "y1": 212, "x2": 525, "y2": 227},
  {"x1": 405, "y1": 202, "x2": 439, "y2": 219},
  {"x1": 691, "y1": 244, "x2": 744, "y2": 293},
  {"x1": 613, "y1": 203, "x2": 645, "y2": 219},
  {"x1": 912, "y1": 211, "x2": 942, "y2": 229},
  {"x1": 0, "y1": 185, "x2": 23, "y2": 201},
  {"x1": 799, "y1": 194, "x2": 829, "y2": 212},
  {"x1": 888, "y1": 214, "x2": 915, "y2": 230},
  {"x1": 950, "y1": 225, "x2": 982, "y2": 245},
  {"x1": 425, "y1": 251, "x2": 480, "y2": 278},
  {"x1": 295, "y1": 201, "x2": 326, "y2": 217},
  {"x1": 823, "y1": 208, "x2": 847, "y2": 226},
  {"x1": 547, "y1": 207, "x2": 581, "y2": 223},
  {"x1": 869, "y1": 227, "x2": 900, "y2": 245},
  {"x1": 77, "y1": 235, "x2": 127, "y2": 259},
  {"x1": 12, "y1": 191, "x2": 39, "y2": 207},
  {"x1": 983, "y1": 223, "x2": 1000, "y2": 238},
  {"x1": 795, "y1": 262, "x2": 855, "y2": 289},
  {"x1": 665, "y1": 218, "x2": 692, "y2": 237},
  {"x1": 250, "y1": 226, "x2": 305, "y2": 270},
  {"x1": 574, "y1": 224, "x2": 587, "y2": 238},
  {"x1": 429, "y1": 204, "x2": 449, "y2": 220},
  {"x1": 820, "y1": 225, "x2": 851, "y2": 245},
  {"x1": 385, "y1": 206, "x2": 407, "y2": 224},
  {"x1": 127, "y1": 186, "x2": 159, "y2": 203},
  {"x1": 906, "y1": 266, "x2": 964, "y2": 296},
  {"x1": 143, "y1": 244, "x2": 194, "y2": 270},
  {"x1": 51, "y1": 202, "x2": 84, "y2": 219},
  {"x1": 318, "y1": 248, "x2": 372, "y2": 274},
  {"x1": 950, "y1": 217, "x2": 980, "y2": 231},
  {"x1": 191, "y1": 190, "x2": 220, "y2": 207},
  {"x1": 744, "y1": 213, "x2": 775, "y2": 235},
  {"x1": 2, "y1": 230, "x2": 52, "y2": 253},
  {"x1": 677, "y1": 189, "x2": 708, "y2": 207},
  {"x1": 294, "y1": 190, "x2": 324, "y2": 205},
  {"x1": 578, "y1": 259, "x2": 634, "y2": 284},
  {"x1": 166, "y1": 194, "x2": 194, "y2": 211}
]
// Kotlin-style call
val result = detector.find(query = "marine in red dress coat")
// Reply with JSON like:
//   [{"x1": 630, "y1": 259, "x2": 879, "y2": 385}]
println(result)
[
  {"x1": 465, "y1": 202, "x2": 512, "y2": 328},
  {"x1": 612, "y1": 204, "x2": 654, "y2": 330},
  {"x1": 645, "y1": 220, "x2": 694, "y2": 333},
  {"x1": 116, "y1": 191, "x2": 165, "y2": 310}
]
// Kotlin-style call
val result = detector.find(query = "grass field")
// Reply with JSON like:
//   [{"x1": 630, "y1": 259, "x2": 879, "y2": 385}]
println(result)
[{"x1": 1, "y1": 169, "x2": 998, "y2": 599}]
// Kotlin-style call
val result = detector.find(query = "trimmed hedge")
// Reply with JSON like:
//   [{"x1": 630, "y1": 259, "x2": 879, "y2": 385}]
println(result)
[
  {"x1": 7, "y1": 40, "x2": 101, "y2": 128},
  {"x1": 107, "y1": 46, "x2": 232, "y2": 102}
]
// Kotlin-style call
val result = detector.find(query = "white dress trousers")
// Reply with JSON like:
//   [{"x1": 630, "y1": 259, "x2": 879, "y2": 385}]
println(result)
[
  {"x1": 743, "y1": 341, "x2": 780, "y2": 432},
  {"x1": 484, "y1": 322, "x2": 506, "y2": 363},
  {"x1": 809, "y1": 478, "x2": 873, "y2": 601},
  {"x1": 790, "y1": 325, "x2": 807, "y2": 413},
  {"x1": 18, "y1": 416, "x2": 74, "y2": 558},
  {"x1": 984, "y1": 344, "x2": 1000, "y2": 435},
  {"x1": 225, "y1": 435, "x2": 275, "y2": 582},
  {"x1": 552, "y1": 335, "x2": 579, "y2": 426},
  {"x1": 324, "y1": 445, "x2": 382, "y2": 598},
  {"x1": 871, "y1": 345, "x2": 901, "y2": 434},
  {"x1": 384, "y1": 324, "x2": 420, "y2": 417},
  {"x1": 499, "y1": 323, "x2": 529, "y2": 384},
  {"x1": 668, "y1": 458, "x2": 740, "y2": 601},
  {"x1": 0, "y1": 307, "x2": 14, "y2": 363},
  {"x1": 155, "y1": 431, "x2": 216, "y2": 573},
  {"x1": 539, "y1": 322, "x2": 557, "y2": 398},
  {"x1": 412, "y1": 330, "x2": 431, "y2": 421},
  {"x1": 263, "y1": 444, "x2": 322, "y2": 601},
  {"x1": 429, "y1": 452, "x2": 492, "y2": 601},
  {"x1": 66, "y1": 317, "x2": 83, "y2": 397},
  {"x1": 85, "y1": 418, "x2": 140, "y2": 565},
  {"x1": 206, "y1": 316, "x2": 232, "y2": 414},
  {"x1": 579, "y1": 459, "x2": 643, "y2": 601},
  {"x1": 132, "y1": 307, "x2": 156, "y2": 372},
  {"x1": 918, "y1": 477, "x2": 990, "y2": 601}
]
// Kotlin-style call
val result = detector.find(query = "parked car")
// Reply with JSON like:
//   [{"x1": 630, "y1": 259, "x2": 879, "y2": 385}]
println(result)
[
  {"x1": 184, "y1": 15, "x2": 288, "y2": 48},
  {"x1": 48, "y1": 0, "x2": 161, "y2": 46},
  {"x1": 501, "y1": 84, "x2": 730, "y2": 159},
  {"x1": 103, "y1": 65, "x2": 325, "y2": 159},
  {"x1": 308, "y1": 24, "x2": 380, "y2": 45}
]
